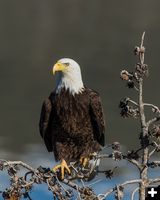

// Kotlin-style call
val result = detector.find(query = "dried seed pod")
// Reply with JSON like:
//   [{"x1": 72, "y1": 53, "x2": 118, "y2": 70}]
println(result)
[
  {"x1": 128, "y1": 108, "x2": 139, "y2": 118},
  {"x1": 0, "y1": 161, "x2": 4, "y2": 171},
  {"x1": 135, "y1": 63, "x2": 149, "y2": 78},
  {"x1": 127, "y1": 80, "x2": 134, "y2": 89},
  {"x1": 112, "y1": 151, "x2": 123, "y2": 161},
  {"x1": 150, "y1": 125, "x2": 160, "y2": 139},
  {"x1": 119, "y1": 98, "x2": 139, "y2": 118},
  {"x1": 8, "y1": 167, "x2": 17, "y2": 176},
  {"x1": 2, "y1": 191, "x2": 10, "y2": 199},
  {"x1": 120, "y1": 70, "x2": 129, "y2": 81},
  {"x1": 115, "y1": 186, "x2": 124, "y2": 200},
  {"x1": 37, "y1": 166, "x2": 50, "y2": 173},
  {"x1": 134, "y1": 46, "x2": 140, "y2": 55},
  {"x1": 105, "y1": 169, "x2": 114, "y2": 179},
  {"x1": 112, "y1": 142, "x2": 121, "y2": 151},
  {"x1": 120, "y1": 106, "x2": 129, "y2": 118},
  {"x1": 65, "y1": 189, "x2": 73, "y2": 198}
]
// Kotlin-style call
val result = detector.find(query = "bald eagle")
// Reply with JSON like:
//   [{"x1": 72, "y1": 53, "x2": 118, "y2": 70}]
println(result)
[{"x1": 39, "y1": 58, "x2": 105, "y2": 179}]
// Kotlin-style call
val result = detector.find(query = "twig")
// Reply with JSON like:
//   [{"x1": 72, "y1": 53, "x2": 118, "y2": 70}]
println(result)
[
  {"x1": 128, "y1": 99, "x2": 139, "y2": 107},
  {"x1": 140, "y1": 31, "x2": 145, "y2": 64},
  {"x1": 96, "y1": 154, "x2": 112, "y2": 159},
  {"x1": 143, "y1": 103, "x2": 160, "y2": 113},
  {"x1": 146, "y1": 116, "x2": 160, "y2": 127},
  {"x1": 99, "y1": 179, "x2": 142, "y2": 200},
  {"x1": 149, "y1": 177, "x2": 160, "y2": 184},
  {"x1": 125, "y1": 158, "x2": 141, "y2": 170},
  {"x1": 149, "y1": 148, "x2": 157, "y2": 158},
  {"x1": 2, "y1": 160, "x2": 37, "y2": 173},
  {"x1": 131, "y1": 187, "x2": 139, "y2": 200}
]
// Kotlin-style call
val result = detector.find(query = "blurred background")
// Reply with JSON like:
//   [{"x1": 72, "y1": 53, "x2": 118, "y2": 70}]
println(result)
[{"x1": 0, "y1": 0, "x2": 160, "y2": 198}]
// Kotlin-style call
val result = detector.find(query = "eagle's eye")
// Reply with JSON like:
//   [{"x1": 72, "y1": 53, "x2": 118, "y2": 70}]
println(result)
[{"x1": 64, "y1": 62, "x2": 70, "y2": 67}]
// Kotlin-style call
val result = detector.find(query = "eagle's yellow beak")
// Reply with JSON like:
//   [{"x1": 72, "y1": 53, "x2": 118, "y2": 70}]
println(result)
[{"x1": 53, "y1": 62, "x2": 66, "y2": 75}]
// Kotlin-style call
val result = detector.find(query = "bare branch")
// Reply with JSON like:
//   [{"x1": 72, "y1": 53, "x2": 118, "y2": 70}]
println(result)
[
  {"x1": 140, "y1": 32, "x2": 145, "y2": 48},
  {"x1": 125, "y1": 158, "x2": 141, "y2": 170},
  {"x1": 99, "y1": 179, "x2": 142, "y2": 200},
  {"x1": 149, "y1": 177, "x2": 160, "y2": 184},
  {"x1": 140, "y1": 31, "x2": 145, "y2": 65},
  {"x1": 146, "y1": 116, "x2": 160, "y2": 127},
  {"x1": 128, "y1": 99, "x2": 139, "y2": 107},
  {"x1": 131, "y1": 187, "x2": 139, "y2": 200},
  {"x1": 2, "y1": 160, "x2": 37, "y2": 173},
  {"x1": 149, "y1": 148, "x2": 157, "y2": 158},
  {"x1": 143, "y1": 103, "x2": 160, "y2": 113}
]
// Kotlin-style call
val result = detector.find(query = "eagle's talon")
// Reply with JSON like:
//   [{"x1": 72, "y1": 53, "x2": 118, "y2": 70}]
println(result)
[
  {"x1": 80, "y1": 157, "x2": 89, "y2": 167},
  {"x1": 52, "y1": 159, "x2": 71, "y2": 179}
]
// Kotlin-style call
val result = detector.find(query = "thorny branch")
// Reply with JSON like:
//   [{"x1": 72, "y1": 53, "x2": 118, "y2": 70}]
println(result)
[{"x1": 120, "y1": 32, "x2": 160, "y2": 200}]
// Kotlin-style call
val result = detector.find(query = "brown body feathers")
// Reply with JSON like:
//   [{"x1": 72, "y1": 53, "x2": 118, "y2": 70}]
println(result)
[{"x1": 39, "y1": 87, "x2": 105, "y2": 162}]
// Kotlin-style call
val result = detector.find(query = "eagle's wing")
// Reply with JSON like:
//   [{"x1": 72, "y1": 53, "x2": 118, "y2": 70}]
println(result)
[
  {"x1": 39, "y1": 97, "x2": 53, "y2": 152},
  {"x1": 89, "y1": 90, "x2": 105, "y2": 146}
]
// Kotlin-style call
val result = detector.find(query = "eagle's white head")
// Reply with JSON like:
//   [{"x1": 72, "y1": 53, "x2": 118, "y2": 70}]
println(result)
[{"x1": 52, "y1": 58, "x2": 84, "y2": 95}]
